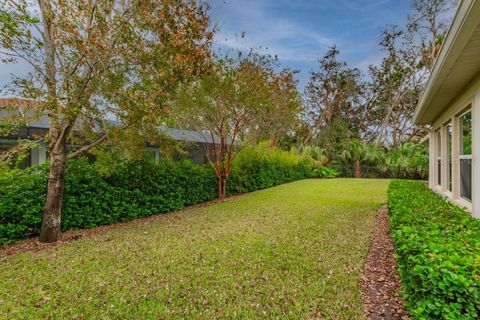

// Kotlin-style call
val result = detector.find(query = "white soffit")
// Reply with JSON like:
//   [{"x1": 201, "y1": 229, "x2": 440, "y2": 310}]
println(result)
[{"x1": 414, "y1": 0, "x2": 480, "y2": 125}]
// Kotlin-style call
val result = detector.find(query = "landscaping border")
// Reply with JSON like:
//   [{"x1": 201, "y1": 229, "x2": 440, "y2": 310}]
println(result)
[{"x1": 360, "y1": 205, "x2": 410, "y2": 320}]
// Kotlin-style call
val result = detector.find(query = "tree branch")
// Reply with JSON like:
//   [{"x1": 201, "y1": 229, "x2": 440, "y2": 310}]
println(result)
[{"x1": 67, "y1": 134, "x2": 108, "y2": 159}]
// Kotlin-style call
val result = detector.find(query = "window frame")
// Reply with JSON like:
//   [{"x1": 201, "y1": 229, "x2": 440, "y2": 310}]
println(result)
[
  {"x1": 458, "y1": 109, "x2": 472, "y2": 202},
  {"x1": 435, "y1": 129, "x2": 442, "y2": 187}
]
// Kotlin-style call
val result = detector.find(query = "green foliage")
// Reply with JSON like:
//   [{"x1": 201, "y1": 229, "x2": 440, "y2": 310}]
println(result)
[
  {"x1": 0, "y1": 157, "x2": 217, "y2": 244},
  {"x1": 341, "y1": 139, "x2": 384, "y2": 165},
  {"x1": 383, "y1": 142, "x2": 428, "y2": 179},
  {"x1": 326, "y1": 141, "x2": 427, "y2": 179},
  {"x1": 227, "y1": 143, "x2": 312, "y2": 194},
  {"x1": 297, "y1": 145, "x2": 329, "y2": 168},
  {"x1": 0, "y1": 165, "x2": 48, "y2": 243},
  {"x1": 314, "y1": 117, "x2": 357, "y2": 161},
  {"x1": 0, "y1": 148, "x2": 314, "y2": 244},
  {"x1": 311, "y1": 166, "x2": 339, "y2": 179},
  {"x1": 388, "y1": 180, "x2": 480, "y2": 319}
]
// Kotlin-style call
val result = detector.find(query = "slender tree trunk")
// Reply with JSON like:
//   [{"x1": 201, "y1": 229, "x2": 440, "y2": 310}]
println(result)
[
  {"x1": 38, "y1": 0, "x2": 65, "y2": 243},
  {"x1": 217, "y1": 175, "x2": 223, "y2": 199},
  {"x1": 39, "y1": 134, "x2": 67, "y2": 242},
  {"x1": 268, "y1": 133, "x2": 277, "y2": 148},
  {"x1": 217, "y1": 174, "x2": 227, "y2": 199},
  {"x1": 354, "y1": 160, "x2": 362, "y2": 178},
  {"x1": 221, "y1": 175, "x2": 227, "y2": 198}
]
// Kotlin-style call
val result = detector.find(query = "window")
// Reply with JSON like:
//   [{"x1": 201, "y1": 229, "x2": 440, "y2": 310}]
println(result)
[
  {"x1": 147, "y1": 148, "x2": 159, "y2": 161},
  {"x1": 31, "y1": 145, "x2": 47, "y2": 166},
  {"x1": 435, "y1": 130, "x2": 442, "y2": 186},
  {"x1": 459, "y1": 111, "x2": 472, "y2": 201},
  {"x1": 446, "y1": 123, "x2": 452, "y2": 192}
]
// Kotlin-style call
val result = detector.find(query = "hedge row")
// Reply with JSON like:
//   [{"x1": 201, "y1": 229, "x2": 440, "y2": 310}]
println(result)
[
  {"x1": 387, "y1": 180, "x2": 480, "y2": 319},
  {"x1": 228, "y1": 145, "x2": 312, "y2": 194},
  {"x1": 0, "y1": 153, "x2": 312, "y2": 244}
]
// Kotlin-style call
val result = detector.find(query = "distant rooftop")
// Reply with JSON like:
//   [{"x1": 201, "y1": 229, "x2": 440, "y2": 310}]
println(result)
[{"x1": 0, "y1": 98, "x2": 220, "y2": 144}]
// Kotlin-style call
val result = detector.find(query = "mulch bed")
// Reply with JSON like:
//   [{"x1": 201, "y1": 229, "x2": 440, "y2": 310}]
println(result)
[{"x1": 360, "y1": 205, "x2": 410, "y2": 320}]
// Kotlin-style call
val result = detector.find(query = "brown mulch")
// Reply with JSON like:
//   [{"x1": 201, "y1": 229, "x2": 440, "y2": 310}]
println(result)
[
  {"x1": 360, "y1": 205, "x2": 410, "y2": 320},
  {"x1": 0, "y1": 195, "x2": 239, "y2": 260}
]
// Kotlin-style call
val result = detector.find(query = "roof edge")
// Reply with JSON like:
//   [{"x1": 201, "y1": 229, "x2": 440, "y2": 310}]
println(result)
[{"x1": 413, "y1": 0, "x2": 479, "y2": 125}]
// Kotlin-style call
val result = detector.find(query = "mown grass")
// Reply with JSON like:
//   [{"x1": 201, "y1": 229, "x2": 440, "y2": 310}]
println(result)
[{"x1": 0, "y1": 178, "x2": 389, "y2": 319}]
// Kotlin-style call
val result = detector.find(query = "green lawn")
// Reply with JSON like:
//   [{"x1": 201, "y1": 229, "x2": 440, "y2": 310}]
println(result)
[{"x1": 0, "y1": 179, "x2": 389, "y2": 319}]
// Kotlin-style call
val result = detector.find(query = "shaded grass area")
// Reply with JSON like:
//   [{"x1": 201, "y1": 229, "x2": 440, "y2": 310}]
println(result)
[{"x1": 0, "y1": 179, "x2": 389, "y2": 319}]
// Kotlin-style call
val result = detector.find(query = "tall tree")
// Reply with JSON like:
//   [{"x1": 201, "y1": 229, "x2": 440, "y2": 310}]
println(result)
[
  {"x1": 304, "y1": 46, "x2": 364, "y2": 147},
  {"x1": 365, "y1": 0, "x2": 457, "y2": 146},
  {"x1": 366, "y1": 26, "x2": 426, "y2": 146},
  {"x1": 408, "y1": 0, "x2": 457, "y2": 69},
  {"x1": 0, "y1": 0, "x2": 212, "y2": 242},
  {"x1": 247, "y1": 62, "x2": 302, "y2": 148}
]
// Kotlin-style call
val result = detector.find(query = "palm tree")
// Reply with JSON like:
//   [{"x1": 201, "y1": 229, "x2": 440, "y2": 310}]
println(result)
[
  {"x1": 300, "y1": 145, "x2": 329, "y2": 168},
  {"x1": 341, "y1": 140, "x2": 384, "y2": 178},
  {"x1": 384, "y1": 143, "x2": 428, "y2": 179}
]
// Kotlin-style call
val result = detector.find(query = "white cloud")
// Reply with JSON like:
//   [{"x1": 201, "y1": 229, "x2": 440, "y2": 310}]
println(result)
[{"x1": 211, "y1": 0, "x2": 337, "y2": 63}]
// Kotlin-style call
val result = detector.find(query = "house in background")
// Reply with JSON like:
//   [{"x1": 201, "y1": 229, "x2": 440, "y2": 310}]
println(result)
[
  {"x1": 0, "y1": 98, "x2": 49, "y2": 167},
  {"x1": 414, "y1": 0, "x2": 480, "y2": 218},
  {"x1": 0, "y1": 98, "x2": 217, "y2": 166}
]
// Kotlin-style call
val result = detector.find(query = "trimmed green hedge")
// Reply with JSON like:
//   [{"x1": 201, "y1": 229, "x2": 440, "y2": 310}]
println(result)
[
  {"x1": 227, "y1": 144, "x2": 312, "y2": 194},
  {"x1": 388, "y1": 180, "x2": 480, "y2": 319},
  {"x1": 0, "y1": 153, "x2": 312, "y2": 244}
]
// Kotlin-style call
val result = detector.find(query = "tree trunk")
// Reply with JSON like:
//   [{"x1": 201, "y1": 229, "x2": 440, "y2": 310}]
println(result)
[
  {"x1": 217, "y1": 175, "x2": 227, "y2": 199},
  {"x1": 354, "y1": 160, "x2": 362, "y2": 178},
  {"x1": 39, "y1": 138, "x2": 67, "y2": 242},
  {"x1": 268, "y1": 133, "x2": 277, "y2": 148}
]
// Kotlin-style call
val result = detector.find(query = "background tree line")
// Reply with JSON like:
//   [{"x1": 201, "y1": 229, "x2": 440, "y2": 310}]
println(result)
[{"x1": 296, "y1": 0, "x2": 457, "y2": 174}]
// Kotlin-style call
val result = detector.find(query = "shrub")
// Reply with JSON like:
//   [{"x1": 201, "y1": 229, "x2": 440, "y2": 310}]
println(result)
[
  {"x1": 0, "y1": 147, "x2": 310, "y2": 244},
  {"x1": 311, "y1": 166, "x2": 339, "y2": 179},
  {"x1": 388, "y1": 180, "x2": 480, "y2": 319},
  {"x1": 0, "y1": 158, "x2": 217, "y2": 244},
  {"x1": 383, "y1": 143, "x2": 428, "y2": 179},
  {"x1": 227, "y1": 143, "x2": 312, "y2": 194},
  {"x1": 0, "y1": 165, "x2": 48, "y2": 243}
]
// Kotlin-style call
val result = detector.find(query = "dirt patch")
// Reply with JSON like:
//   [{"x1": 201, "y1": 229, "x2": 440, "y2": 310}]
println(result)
[
  {"x1": 0, "y1": 195, "x2": 239, "y2": 259},
  {"x1": 360, "y1": 205, "x2": 410, "y2": 320}
]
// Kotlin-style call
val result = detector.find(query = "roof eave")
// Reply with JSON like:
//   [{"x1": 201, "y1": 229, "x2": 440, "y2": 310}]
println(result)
[{"x1": 413, "y1": 0, "x2": 479, "y2": 125}]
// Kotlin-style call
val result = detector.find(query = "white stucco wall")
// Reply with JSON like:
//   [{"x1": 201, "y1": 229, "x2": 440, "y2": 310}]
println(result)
[{"x1": 430, "y1": 73, "x2": 480, "y2": 218}]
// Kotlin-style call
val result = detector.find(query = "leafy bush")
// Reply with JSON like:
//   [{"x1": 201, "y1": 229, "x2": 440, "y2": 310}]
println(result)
[
  {"x1": 311, "y1": 166, "x2": 339, "y2": 179},
  {"x1": 383, "y1": 143, "x2": 428, "y2": 179},
  {"x1": 227, "y1": 143, "x2": 312, "y2": 194},
  {"x1": 0, "y1": 158, "x2": 217, "y2": 244},
  {"x1": 388, "y1": 180, "x2": 480, "y2": 319},
  {"x1": 0, "y1": 146, "x2": 311, "y2": 244},
  {"x1": 296, "y1": 145, "x2": 329, "y2": 169},
  {"x1": 0, "y1": 165, "x2": 48, "y2": 243}
]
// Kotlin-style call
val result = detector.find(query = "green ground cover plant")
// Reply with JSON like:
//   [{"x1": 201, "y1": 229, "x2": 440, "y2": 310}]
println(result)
[{"x1": 388, "y1": 180, "x2": 480, "y2": 319}]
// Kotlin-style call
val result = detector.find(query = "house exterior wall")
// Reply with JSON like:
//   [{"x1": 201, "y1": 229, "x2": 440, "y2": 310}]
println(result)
[
  {"x1": 429, "y1": 73, "x2": 480, "y2": 218},
  {"x1": 1, "y1": 138, "x2": 211, "y2": 167},
  {"x1": 0, "y1": 138, "x2": 47, "y2": 167}
]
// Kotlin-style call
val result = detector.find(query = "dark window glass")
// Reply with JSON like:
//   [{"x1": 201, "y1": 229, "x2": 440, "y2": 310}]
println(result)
[
  {"x1": 436, "y1": 130, "x2": 442, "y2": 186},
  {"x1": 460, "y1": 112, "x2": 472, "y2": 155},
  {"x1": 459, "y1": 111, "x2": 472, "y2": 201},
  {"x1": 437, "y1": 159, "x2": 442, "y2": 186},
  {"x1": 460, "y1": 158, "x2": 472, "y2": 201}
]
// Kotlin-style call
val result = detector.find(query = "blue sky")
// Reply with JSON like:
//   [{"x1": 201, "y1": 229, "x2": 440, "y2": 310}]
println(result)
[
  {"x1": 0, "y1": 0, "x2": 413, "y2": 93},
  {"x1": 209, "y1": 0, "x2": 412, "y2": 87}
]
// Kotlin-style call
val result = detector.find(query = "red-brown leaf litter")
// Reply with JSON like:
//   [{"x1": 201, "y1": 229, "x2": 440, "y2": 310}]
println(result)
[{"x1": 360, "y1": 205, "x2": 410, "y2": 320}]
